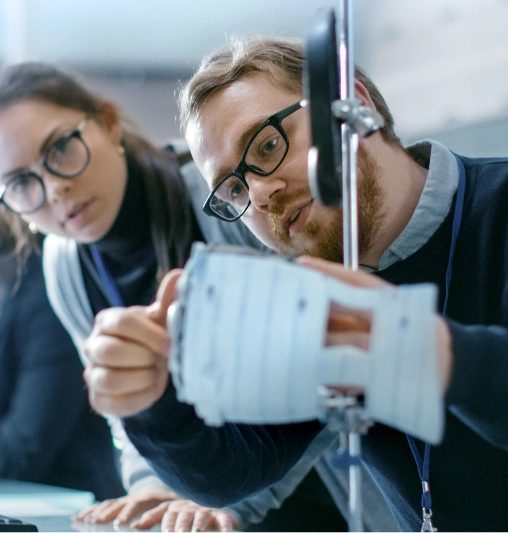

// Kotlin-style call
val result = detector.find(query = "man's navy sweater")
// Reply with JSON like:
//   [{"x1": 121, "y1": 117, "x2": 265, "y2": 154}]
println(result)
[{"x1": 124, "y1": 154, "x2": 508, "y2": 531}]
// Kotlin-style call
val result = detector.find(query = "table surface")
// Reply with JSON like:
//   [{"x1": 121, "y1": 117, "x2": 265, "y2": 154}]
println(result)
[{"x1": 0, "y1": 480, "x2": 139, "y2": 532}]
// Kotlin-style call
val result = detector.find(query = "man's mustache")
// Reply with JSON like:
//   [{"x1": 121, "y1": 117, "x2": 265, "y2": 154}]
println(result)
[
  {"x1": 268, "y1": 186, "x2": 310, "y2": 218},
  {"x1": 268, "y1": 187, "x2": 311, "y2": 246}
]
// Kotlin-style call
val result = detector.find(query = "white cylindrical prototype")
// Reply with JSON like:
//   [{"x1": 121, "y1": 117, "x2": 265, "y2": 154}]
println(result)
[{"x1": 168, "y1": 243, "x2": 443, "y2": 444}]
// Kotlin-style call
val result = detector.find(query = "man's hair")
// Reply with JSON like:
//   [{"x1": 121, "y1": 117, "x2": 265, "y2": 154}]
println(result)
[{"x1": 179, "y1": 35, "x2": 402, "y2": 146}]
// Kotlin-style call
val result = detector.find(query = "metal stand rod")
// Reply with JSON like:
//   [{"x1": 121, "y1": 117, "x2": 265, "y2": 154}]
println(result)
[
  {"x1": 337, "y1": 0, "x2": 364, "y2": 531},
  {"x1": 337, "y1": 0, "x2": 358, "y2": 270},
  {"x1": 338, "y1": 0, "x2": 359, "y2": 272},
  {"x1": 348, "y1": 431, "x2": 363, "y2": 532},
  {"x1": 337, "y1": 1, "x2": 362, "y2": 530},
  {"x1": 342, "y1": 128, "x2": 359, "y2": 270},
  {"x1": 310, "y1": 0, "x2": 383, "y2": 529}
]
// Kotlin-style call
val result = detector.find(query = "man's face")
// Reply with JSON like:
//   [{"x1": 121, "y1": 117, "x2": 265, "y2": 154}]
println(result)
[{"x1": 187, "y1": 72, "x2": 384, "y2": 262}]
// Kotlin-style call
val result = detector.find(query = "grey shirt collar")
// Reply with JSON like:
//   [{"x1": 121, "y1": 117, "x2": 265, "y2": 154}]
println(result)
[{"x1": 376, "y1": 140, "x2": 459, "y2": 271}]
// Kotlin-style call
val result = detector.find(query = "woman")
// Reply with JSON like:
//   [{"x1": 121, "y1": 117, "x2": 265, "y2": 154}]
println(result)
[
  {"x1": 0, "y1": 222, "x2": 124, "y2": 500},
  {"x1": 0, "y1": 62, "x2": 264, "y2": 530},
  {"x1": 0, "y1": 63, "x2": 350, "y2": 533}
]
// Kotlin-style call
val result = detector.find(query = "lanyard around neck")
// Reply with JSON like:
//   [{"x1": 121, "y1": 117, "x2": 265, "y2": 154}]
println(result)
[
  {"x1": 89, "y1": 245, "x2": 125, "y2": 307},
  {"x1": 406, "y1": 154, "x2": 466, "y2": 532}
]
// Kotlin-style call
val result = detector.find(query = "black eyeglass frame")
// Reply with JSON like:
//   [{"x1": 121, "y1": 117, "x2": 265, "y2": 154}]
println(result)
[
  {"x1": 202, "y1": 101, "x2": 303, "y2": 222},
  {"x1": 0, "y1": 117, "x2": 90, "y2": 215}
]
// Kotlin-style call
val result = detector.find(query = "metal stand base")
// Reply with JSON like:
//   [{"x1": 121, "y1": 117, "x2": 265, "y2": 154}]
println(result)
[{"x1": 318, "y1": 387, "x2": 372, "y2": 531}]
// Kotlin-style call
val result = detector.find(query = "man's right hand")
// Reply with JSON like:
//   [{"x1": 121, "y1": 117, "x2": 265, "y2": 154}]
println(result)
[{"x1": 83, "y1": 270, "x2": 182, "y2": 417}]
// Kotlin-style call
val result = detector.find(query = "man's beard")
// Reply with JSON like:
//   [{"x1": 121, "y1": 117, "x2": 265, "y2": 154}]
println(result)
[{"x1": 269, "y1": 147, "x2": 385, "y2": 262}]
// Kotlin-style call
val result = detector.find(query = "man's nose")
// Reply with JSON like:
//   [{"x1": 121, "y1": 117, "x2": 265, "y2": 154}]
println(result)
[{"x1": 247, "y1": 173, "x2": 287, "y2": 212}]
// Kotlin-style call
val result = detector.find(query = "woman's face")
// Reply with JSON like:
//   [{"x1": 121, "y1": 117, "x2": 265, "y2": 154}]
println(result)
[{"x1": 0, "y1": 99, "x2": 128, "y2": 242}]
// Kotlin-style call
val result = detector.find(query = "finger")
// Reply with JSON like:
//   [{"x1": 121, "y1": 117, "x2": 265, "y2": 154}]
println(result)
[
  {"x1": 328, "y1": 383, "x2": 365, "y2": 396},
  {"x1": 130, "y1": 502, "x2": 169, "y2": 530},
  {"x1": 74, "y1": 499, "x2": 123, "y2": 522},
  {"x1": 174, "y1": 511, "x2": 195, "y2": 532},
  {"x1": 148, "y1": 270, "x2": 183, "y2": 326},
  {"x1": 162, "y1": 508, "x2": 178, "y2": 532},
  {"x1": 215, "y1": 510, "x2": 237, "y2": 532},
  {"x1": 84, "y1": 335, "x2": 165, "y2": 368},
  {"x1": 85, "y1": 366, "x2": 163, "y2": 397},
  {"x1": 325, "y1": 331, "x2": 370, "y2": 350},
  {"x1": 191, "y1": 510, "x2": 213, "y2": 532},
  {"x1": 161, "y1": 500, "x2": 189, "y2": 514},
  {"x1": 115, "y1": 498, "x2": 155, "y2": 525},
  {"x1": 327, "y1": 312, "x2": 371, "y2": 333},
  {"x1": 85, "y1": 314, "x2": 169, "y2": 364},
  {"x1": 93, "y1": 306, "x2": 159, "y2": 336},
  {"x1": 90, "y1": 500, "x2": 126, "y2": 524},
  {"x1": 88, "y1": 379, "x2": 168, "y2": 417},
  {"x1": 74, "y1": 502, "x2": 100, "y2": 521},
  {"x1": 436, "y1": 317, "x2": 452, "y2": 392},
  {"x1": 297, "y1": 256, "x2": 387, "y2": 288}
]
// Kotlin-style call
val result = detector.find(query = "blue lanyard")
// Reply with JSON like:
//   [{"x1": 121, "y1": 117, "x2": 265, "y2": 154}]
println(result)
[
  {"x1": 406, "y1": 154, "x2": 466, "y2": 531},
  {"x1": 89, "y1": 245, "x2": 125, "y2": 307}
]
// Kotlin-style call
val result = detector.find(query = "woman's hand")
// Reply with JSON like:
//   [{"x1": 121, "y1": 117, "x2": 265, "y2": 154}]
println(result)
[
  {"x1": 74, "y1": 488, "x2": 238, "y2": 532},
  {"x1": 155, "y1": 499, "x2": 237, "y2": 532},
  {"x1": 83, "y1": 270, "x2": 182, "y2": 417},
  {"x1": 74, "y1": 487, "x2": 178, "y2": 526}
]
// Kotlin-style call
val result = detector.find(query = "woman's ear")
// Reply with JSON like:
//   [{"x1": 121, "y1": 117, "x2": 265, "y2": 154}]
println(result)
[
  {"x1": 96, "y1": 101, "x2": 123, "y2": 145},
  {"x1": 354, "y1": 79, "x2": 377, "y2": 111}
]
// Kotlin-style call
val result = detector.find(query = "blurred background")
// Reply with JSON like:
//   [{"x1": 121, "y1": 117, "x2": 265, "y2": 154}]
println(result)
[{"x1": 1, "y1": 0, "x2": 507, "y2": 155}]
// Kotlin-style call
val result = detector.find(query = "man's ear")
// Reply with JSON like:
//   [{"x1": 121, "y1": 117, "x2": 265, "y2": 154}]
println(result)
[
  {"x1": 96, "y1": 101, "x2": 123, "y2": 145},
  {"x1": 355, "y1": 79, "x2": 377, "y2": 111}
]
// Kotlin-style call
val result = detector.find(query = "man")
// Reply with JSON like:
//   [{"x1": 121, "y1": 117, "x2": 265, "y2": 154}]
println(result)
[{"x1": 84, "y1": 37, "x2": 508, "y2": 531}]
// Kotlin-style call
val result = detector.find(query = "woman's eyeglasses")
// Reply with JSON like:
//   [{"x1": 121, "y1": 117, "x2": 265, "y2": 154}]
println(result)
[{"x1": 0, "y1": 117, "x2": 90, "y2": 214}]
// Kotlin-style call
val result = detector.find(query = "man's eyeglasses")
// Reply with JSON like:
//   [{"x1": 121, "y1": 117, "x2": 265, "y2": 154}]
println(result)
[
  {"x1": 0, "y1": 117, "x2": 90, "y2": 215},
  {"x1": 203, "y1": 101, "x2": 303, "y2": 222}
]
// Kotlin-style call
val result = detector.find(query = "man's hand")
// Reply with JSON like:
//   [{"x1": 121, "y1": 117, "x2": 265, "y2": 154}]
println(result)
[
  {"x1": 83, "y1": 270, "x2": 182, "y2": 417},
  {"x1": 298, "y1": 256, "x2": 385, "y2": 350},
  {"x1": 298, "y1": 256, "x2": 453, "y2": 391}
]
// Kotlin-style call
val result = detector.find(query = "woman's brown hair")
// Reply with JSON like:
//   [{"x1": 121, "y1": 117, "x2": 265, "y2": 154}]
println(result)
[{"x1": 0, "y1": 62, "x2": 195, "y2": 274}]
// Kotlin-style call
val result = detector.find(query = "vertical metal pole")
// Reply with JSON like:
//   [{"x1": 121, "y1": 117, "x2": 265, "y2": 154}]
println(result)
[
  {"x1": 337, "y1": 0, "x2": 359, "y2": 272},
  {"x1": 347, "y1": 417, "x2": 363, "y2": 532},
  {"x1": 336, "y1": 1, "x2": 363, "y2": 531}
]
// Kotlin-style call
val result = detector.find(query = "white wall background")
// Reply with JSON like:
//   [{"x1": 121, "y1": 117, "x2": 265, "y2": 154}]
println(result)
[{"x1": 1, "y1": 0, "x2": 507, "y2": 155}]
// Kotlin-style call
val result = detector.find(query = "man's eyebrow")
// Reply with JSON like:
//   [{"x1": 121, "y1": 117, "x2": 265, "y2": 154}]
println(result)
[
  {"x1": 210, "y1": 116, "x2": 268, "y2": 189},
  {"x1": 1, "y1": 125, "x2": 62, "y2": 180}
]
